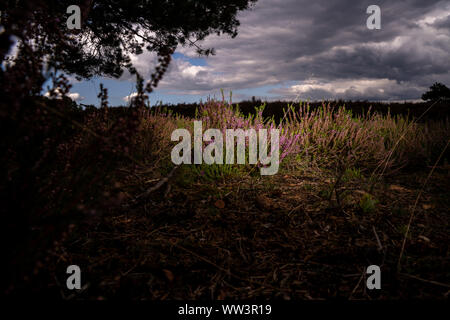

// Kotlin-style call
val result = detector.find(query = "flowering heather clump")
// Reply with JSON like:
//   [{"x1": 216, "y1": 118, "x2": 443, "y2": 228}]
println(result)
[
  {"x1": 146, "y1": 100, "x2": 449, "y2": 175},
  {"x1": 195, "y1": 99, "x2": 302, "y2": 164}
]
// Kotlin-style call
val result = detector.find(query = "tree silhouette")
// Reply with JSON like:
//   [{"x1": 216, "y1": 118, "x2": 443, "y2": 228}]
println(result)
[
  {"x1": 421, "y1": 82, "x2": 450, "y2": 101},
  {"x1": 1, "y1": 0, "x2": 256, "y2": 94},
  {"x1": 0, "y1": 1, "x2": 259, "y2": 295}
]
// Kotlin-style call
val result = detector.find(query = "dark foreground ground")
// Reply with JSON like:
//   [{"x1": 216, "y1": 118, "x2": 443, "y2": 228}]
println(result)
[
  {"x1": 23, "y1": 165, "x2": 449, "y2": 300},
  {"x1": 2, "y1": 99, "x2": 449, "y2": 300}
]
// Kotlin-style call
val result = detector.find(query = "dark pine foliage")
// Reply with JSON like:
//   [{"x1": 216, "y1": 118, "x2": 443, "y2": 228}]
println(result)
[{"x1": 0, "y1": 0, "x2": 256, "y2": 296}]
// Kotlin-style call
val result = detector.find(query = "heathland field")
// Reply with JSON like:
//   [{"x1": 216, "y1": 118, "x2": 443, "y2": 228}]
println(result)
[{"x1": 2, "y1": 98, "x2": 449, "y2": 299}]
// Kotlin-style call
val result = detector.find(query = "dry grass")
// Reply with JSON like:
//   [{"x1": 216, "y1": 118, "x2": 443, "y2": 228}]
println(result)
[{"x1": 3, "y1": 99, "x2": 449, "y2": 299}]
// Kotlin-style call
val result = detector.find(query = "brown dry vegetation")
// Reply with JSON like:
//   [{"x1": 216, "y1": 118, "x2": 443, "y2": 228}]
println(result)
[{"x1": 8, "y1": 99, "x2": 448, "y2": 300}]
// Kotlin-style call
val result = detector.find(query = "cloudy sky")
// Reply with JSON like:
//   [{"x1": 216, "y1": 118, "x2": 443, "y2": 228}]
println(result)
[{"x1": 69, "y1": 0, "x2": 450, "y2": 106}]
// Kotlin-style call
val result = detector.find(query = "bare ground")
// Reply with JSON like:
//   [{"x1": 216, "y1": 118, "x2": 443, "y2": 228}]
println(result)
[{"x1": 45, "y1": 164, "x2": 450, "y2": 300}]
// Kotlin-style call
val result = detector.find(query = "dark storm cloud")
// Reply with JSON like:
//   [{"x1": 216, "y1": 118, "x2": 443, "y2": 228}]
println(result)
[
  {"x1": 129, "y1": 0, "x2": 450, "y2": 101},
  {"x1": 430, "y1": 14, "x2": 450, "y2": 30}
]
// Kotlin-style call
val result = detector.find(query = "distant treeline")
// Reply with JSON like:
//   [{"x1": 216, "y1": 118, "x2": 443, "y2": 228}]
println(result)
[
  {"x1": 77, "y1": 99, "x2": 450, "y2": 122},
  {"x1": 143, "y1": 100, "x2": 450, "y2": 122}
]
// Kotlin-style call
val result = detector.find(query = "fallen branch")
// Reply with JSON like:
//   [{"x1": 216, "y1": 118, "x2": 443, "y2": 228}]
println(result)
[
  {"x1": 136, "y1": 165, "x2": 179, "y2": 199},
  {"x1": 372, "y1": 226, "x2": 383, "y2": 252},
  {"x1": 399, "y1": 273, "x2": 450, "y2": 289}
]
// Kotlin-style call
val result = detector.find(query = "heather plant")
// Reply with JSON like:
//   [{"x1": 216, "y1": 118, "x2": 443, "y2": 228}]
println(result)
[
  {"x1": 136, "y1": 109, "x2": 188, "y2": 166},
  {"x1": 168, "y1": 99, "x2": 300, "y2": 179},
  {"x1": 192, "y1": 163, "x2": 246, "y2": 181},
  {"x1": 0, "y1": 74, "x2": 146, "y2": 293},
  {"x1": 136, "y1": 99, "x2": 449, "y2": 183},
  {"x1": 359, "y1": 193, "x2": 378, "y2": 213},
  {"x1": 198, "y1": 100, "x2": 301, "y2": 160},
  {"x1": 139, "y1": 99, "x2": 449, "y2": 192},
  {"x1": 342, "y1": 167, "x2": 363, "y2": 182},
  {"x1": 279, "y1": 102, "x2": 449, "y2": 172}
]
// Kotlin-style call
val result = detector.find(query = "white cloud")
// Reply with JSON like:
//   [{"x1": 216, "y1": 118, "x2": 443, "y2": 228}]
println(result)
[
  {"x1": 122, "y1": 92, "x2": 148, "y2": 103},
  {"x1": 270, "y1": 78, "x2": 424, "y2": 101},
  {"x1": 44, "y1": 89, "x2": 84, "y2": 101},
  {"x1": 123, "y1": 92, "x2": 139, "y2": 102},
  {"x1": 67, "y1": 93, "x2": 84, "y2": 101}
]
